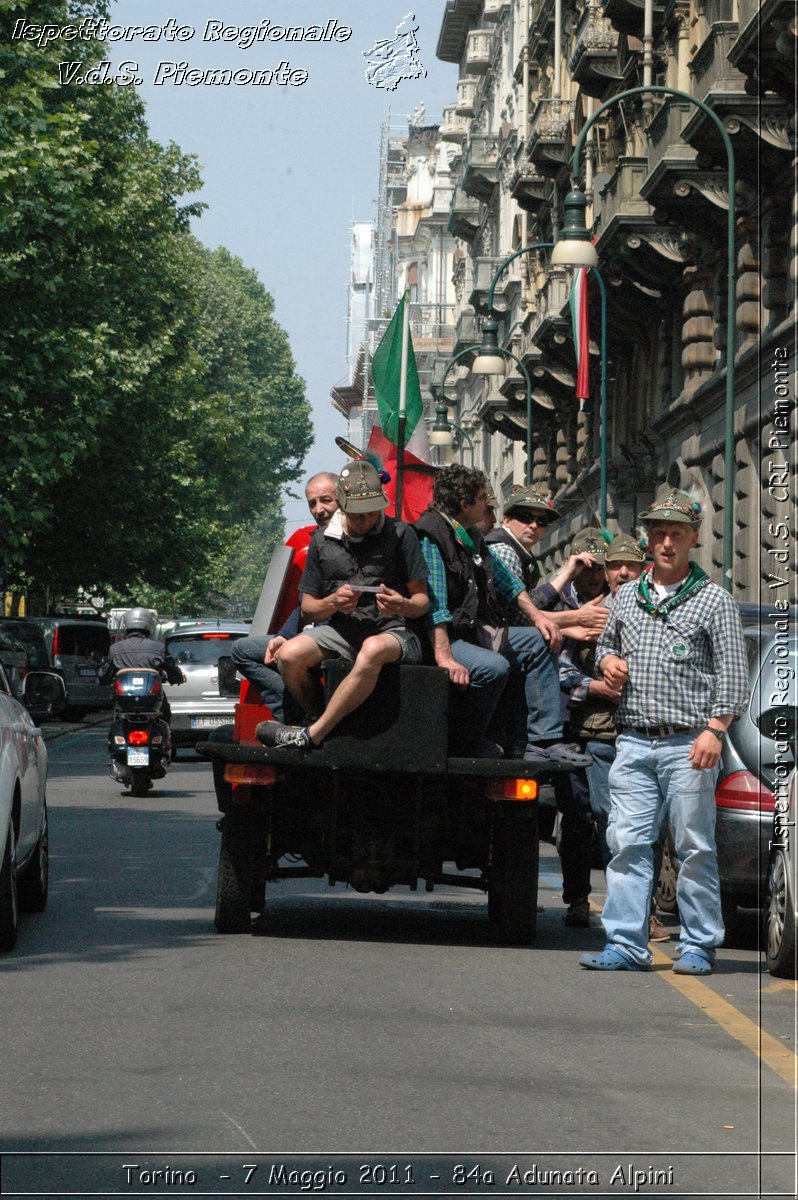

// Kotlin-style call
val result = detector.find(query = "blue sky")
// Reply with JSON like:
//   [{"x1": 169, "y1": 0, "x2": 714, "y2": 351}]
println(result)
[{"x1": 110, "y1": 2, "x2": 458, "y2": 532}]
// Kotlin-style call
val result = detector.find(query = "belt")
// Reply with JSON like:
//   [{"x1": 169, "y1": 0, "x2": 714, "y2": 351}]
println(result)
[{"x1": 623, "y1": 723, "x2": 693, "y2": 738}]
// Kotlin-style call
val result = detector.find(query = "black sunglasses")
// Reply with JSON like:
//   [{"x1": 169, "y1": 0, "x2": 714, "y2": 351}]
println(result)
[{"x1": 509, "y1": 511, "x2": 549, "y2": 527}]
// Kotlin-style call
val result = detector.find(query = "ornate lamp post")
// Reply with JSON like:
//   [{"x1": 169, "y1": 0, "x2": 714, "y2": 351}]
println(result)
[{"x1": 551, "y1": 85, "x2": 737, "y2": 591}]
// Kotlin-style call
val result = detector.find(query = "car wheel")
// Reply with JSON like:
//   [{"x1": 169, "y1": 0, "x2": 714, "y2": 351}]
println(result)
[
  {"x1": 655, "y1": 838, "x2": 679, "y2": 915},
  {"x1": 18, "y1": 801, "x2": 49, "y2": 913},
  {"x1": 765, "y1": 847, "x2": 797, "y2": 979},
  {"x1": 0, "y1": 820, "x2": 19, "y2": 951},
  {"x1": 488, "y1": 806, "x2": 539, "y2": 945}
]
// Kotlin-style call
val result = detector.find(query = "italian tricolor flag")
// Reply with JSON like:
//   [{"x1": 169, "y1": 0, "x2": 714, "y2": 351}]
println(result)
[{"x1": 570, "y1": 268, "x2": 590, "y2": 411}]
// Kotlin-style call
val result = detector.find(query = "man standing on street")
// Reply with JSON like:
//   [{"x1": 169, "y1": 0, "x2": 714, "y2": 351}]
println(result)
[{"x1": 579, "y1": 489, "x2": 748, "y2": 974}]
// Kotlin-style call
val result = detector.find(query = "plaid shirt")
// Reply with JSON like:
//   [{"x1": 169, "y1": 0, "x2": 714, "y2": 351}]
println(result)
[
  {"x1": 488, "y1": 540, "x2": 560, "y2": 625},
  {"x1": 595, "y1": 574, "x2": 749, "y2": 727},
  {"x1": 420, "y1": 537, "x2": 523, "y2": 626}
]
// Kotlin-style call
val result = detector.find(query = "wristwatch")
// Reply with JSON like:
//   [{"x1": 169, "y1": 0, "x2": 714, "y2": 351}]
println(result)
[{"x1": 704, "y1": 725, "x2": 726, "y2": 742}]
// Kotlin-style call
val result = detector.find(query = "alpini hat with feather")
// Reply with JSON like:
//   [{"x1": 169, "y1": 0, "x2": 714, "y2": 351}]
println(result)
[{"x1": 639, "y1": 487, "x2": 702, "y2": 527}]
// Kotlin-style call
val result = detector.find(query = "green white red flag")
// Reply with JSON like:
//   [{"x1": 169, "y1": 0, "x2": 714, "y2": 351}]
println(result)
[{"x1": 370, "y1": 293, "x2": 431, "y2": 463}]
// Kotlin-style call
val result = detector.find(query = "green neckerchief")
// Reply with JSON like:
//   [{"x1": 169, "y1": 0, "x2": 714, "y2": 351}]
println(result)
[
  {"x1": 636, "y1": 562, "x2": 710, "y2": 617},
  {"x1": 450, "y1": 519, "x2": 485, "y2": 566}
]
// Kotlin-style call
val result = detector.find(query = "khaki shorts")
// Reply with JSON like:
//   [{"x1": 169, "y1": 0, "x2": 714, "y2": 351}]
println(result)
[{"x1": 300, "y1": 623, "x2": 423, "y2": 664}]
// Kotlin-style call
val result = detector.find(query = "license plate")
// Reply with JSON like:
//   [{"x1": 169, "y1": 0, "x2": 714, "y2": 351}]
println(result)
[
  {"x1": 127, "y1": 748, "x2": 149, "y2": 766},
  {"x1": 190, "y1": 715, "x2": 232, "y2": 728},
  {"x1": 78, "y1": 667, "x2": 98, "y2": 677}
]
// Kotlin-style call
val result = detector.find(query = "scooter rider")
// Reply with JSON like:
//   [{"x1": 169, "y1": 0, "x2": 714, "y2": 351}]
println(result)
[{"x1": 99, "y1": 608, "x2": 184, "y2": 722}]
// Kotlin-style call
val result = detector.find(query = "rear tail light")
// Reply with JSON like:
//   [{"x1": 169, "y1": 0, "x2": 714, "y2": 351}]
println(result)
[
  {"x1": 486, "y1": 778, "x2": 539, "y2": 802},
  {"x1": 224, "y1": 763, "x2": 277, "y2": 787},
  {"x1": 128, "y1": 729, "x2": 150, "y2": 746},
  {"x1": 52, "y1": 626, "x2": 59, "y2": 658},
  {"x1": 715, "y1": 770, "x2": 775, "y2": 813},
  {"x1": 202, "y1": 633, "x2": 232, "y2": 639}
]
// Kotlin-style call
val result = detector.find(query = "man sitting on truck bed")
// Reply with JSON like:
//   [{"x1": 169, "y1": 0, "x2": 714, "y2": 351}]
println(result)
[
  {"x1": 256, "y1": 459, "x2": 430, "y2": 750},
  {"x1": 414, "y1": 464, "x2": 592, "y2": 766}
]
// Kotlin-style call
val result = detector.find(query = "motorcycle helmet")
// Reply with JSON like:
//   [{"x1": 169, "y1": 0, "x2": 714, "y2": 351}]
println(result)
[{"x1": 122, "y1": 607, "x2": 155, "y2": 637}]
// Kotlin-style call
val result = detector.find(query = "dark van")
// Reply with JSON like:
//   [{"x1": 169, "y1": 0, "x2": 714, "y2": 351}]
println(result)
[{"x1": 31, "y1": 617, "x2": 113, "y2": 720}]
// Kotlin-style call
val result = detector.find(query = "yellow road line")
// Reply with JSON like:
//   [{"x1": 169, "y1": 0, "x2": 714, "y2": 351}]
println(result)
[
  {"x1": 649, "y1": 943, "x2": 796, "y2": 1089},
  {"x1": 585, "y1": 900, "x2": 797, "y2": 1088}
]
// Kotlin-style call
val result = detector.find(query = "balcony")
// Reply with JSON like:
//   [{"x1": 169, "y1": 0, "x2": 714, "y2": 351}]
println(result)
[
  {"x1": 602, "y1": 0, "x2": 664, "y2": 37},
  {"x1": 482, "y1": 0, "x2": 510, "y2": 21},
  {"x1": 729, "y1": 0, "x2": 795, "y2": 104},
  {"x1": 466, "y1": 28, "x2": 493, "y2": 74},
  {"x1": 596, "y1": 157, "x2": 655, "y2": 251},
  {"x1": 453, "y1": 309, "x2": 480, "y2": 357},
  {"x1": 448, "y1": 186, "x2": 481, "y2": 242},
  {"x1": 461, "y1": 133, "x2": 500, "y2": 200},
  {"x1": 468, "y1": 257, "x2": 507, "y2": 314},
  {"x1": 509, "y1": 146, "x2": 548, "y2": 213},
  {"x1": 527, "y1": 97, "x2": 571, "y2": 176},
  {"x1": 456, "y1": 76, "x2": 480, "y2": 117},
  {"x1": 441, "y1": 105, "x2": 469, "y2": 144},
  {"x1": 569, "y1": 6, "x2": 621, "y2": 98}
]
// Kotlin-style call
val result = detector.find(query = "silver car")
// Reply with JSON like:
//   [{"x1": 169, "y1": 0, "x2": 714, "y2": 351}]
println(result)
[{"x1": 163, "y1": 620, "x2": 252, "y2": 747}]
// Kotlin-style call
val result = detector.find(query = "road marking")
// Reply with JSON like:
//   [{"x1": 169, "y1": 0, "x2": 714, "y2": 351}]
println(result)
[
  {"x1": 761, "y1": 979, "x2": 798, "y2": 994},
  {"x1": 585, "y1": 899, "x2": 797, "y2": 1088},
  {"x1": 649, "y1": 943, "x2": 797, "y2": 1089}
]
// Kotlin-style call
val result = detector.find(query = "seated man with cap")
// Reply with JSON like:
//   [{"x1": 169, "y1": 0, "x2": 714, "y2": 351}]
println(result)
[
  {"x1": 257, "y1": 460, "x2": 429, "y2": 751},
  {"x1": 485, "y1": 489, "x2": 607, "y2": 633}
]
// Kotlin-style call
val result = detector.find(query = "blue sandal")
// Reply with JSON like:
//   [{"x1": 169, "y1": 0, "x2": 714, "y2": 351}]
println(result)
[
  {"x1": 673, "y1": 950, "x2": 712, "y2": 975},
  {"x1": 579, "y1": 945, "x2": 648, "y2": 971}
]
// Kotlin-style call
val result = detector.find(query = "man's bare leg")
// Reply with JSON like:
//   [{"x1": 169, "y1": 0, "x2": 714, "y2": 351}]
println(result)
[
  {"x1": 308, "y1": 634, "x2": 401, "y2": 744},
  {"x1": 275, "y1": 635, "x2": 326, "y2": 716}
]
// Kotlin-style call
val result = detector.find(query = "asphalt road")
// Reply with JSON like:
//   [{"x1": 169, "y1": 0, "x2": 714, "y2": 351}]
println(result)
[{"x1": 0, "y1": 722, "x2": 794, "y2": 1199}]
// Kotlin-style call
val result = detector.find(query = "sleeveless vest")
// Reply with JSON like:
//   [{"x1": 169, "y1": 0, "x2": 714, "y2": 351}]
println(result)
[
  {"x1": 414, "y1": 508, "x2": 503, "y2": 642},
  {"x1": 484, "y1": 526, "x2": 540, "y2": 589},
  {"x1": 313, "y1": 517, "x2": 410, "y2": 640}
]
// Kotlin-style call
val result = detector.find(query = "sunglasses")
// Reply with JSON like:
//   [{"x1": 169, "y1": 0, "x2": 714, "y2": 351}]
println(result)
[{"x1": 510, "y1": 512, "x2": 549, "y2": 527}]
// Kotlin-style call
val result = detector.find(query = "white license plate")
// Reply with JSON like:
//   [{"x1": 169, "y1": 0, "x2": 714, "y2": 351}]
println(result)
[
  {"x1": 190, "y1": 715, "x2": 231, "y2": 728},
  {"x1": 127, "y1": 748, "x2": 149, "y2": 766},
  {"x1": 78, "y1": 667, "x2": 98, "y2": 677}
]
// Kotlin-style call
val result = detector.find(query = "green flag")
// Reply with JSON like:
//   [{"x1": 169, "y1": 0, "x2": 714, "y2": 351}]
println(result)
[{"x1": 370, "y1": 293, "x2": 424, "y2": 448}]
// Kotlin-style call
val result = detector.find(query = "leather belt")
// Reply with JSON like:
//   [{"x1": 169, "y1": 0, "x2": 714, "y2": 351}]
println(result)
[{"x1": 624, "y1": 723, "x2": 693, "y2": 738}]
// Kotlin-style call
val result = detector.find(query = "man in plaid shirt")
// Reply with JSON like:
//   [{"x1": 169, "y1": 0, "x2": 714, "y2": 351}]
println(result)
[{"x1": 580, "y1": 489, "x2": 748, "y2": 975}]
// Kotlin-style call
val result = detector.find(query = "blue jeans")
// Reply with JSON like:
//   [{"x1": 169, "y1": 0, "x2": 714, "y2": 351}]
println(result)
[
  {"x1": 585, "y1": 738, "x2": 616, "y2": 869},
  {"x1": 602, "y1": 731, "x2": 722, "y2": 966},
  {"x1": 448, "y1": 627, "x2": 562, "y2": 751},
  {"x1": 231, "y1": 635, "x2": 285, "y2": 719}
]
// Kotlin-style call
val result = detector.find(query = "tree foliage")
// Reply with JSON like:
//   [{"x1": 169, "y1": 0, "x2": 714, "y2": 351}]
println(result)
[{"x1": 0, "y1": 1, "x2": 312, "y2": 611}]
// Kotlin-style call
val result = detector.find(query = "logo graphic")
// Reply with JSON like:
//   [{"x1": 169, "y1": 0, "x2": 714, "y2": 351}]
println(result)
[{"x1": 363, "y1": 12, "x2": 427, "y2": 91}]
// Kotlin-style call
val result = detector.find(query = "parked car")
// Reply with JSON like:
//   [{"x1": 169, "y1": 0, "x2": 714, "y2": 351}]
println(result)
[
  {"x1": 0, "y1": 659, "x2": 65, "y2": 949},
  {"x1": 31, "y1": 616, "x2": 112, "y2": 720},
  {"x1": 0, "y1": 618, "x2": 64, "y2": 721},
  {"x1": 655, "y1": 607, "x2": 797, "y2": 940},
  {"x1": 163, "y1": 621, "x2": 252, "y2": 748}
]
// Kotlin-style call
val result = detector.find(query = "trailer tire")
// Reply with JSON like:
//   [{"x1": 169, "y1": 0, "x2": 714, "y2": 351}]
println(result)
[
  {"x1": 215, "y1": 810, "x2": 259, "y2": 933},
  {"x1": 490, "y1": 806, "x2": 539, "y2": 945}
]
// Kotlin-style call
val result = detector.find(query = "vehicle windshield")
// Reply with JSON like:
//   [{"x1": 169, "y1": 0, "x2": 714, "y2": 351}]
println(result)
[
  {"x1": 57, "y1": 626, "x2": 111, "y2": 657},
  {"x1": 166, "y1": 632, "x2": 245, "y2": 666},
  {"x1": 3, "y1": 623, "x2": 49, "y2": 670}
]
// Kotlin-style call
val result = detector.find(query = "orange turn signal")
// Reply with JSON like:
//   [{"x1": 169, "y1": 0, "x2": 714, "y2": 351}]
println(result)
[
  {"x1": 486, "y1": 778, "x2": 539, "y2": 802},
  {"x1": 224, "y1": 763, "x2": 277, "y2": 787}
]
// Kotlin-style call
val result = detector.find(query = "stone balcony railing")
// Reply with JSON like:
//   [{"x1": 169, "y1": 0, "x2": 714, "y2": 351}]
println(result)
[
  {"x1": 482, "y1": 0, "x2": 510, "y2": 22},
  {"x1": 569, "y1": 5, "x2": 621, "y2": 98},
  {"x1": 441, "y1": 105, "x2": 469, "y2": 143},
  {"x1": 448, "y1": 186, "x2": 481, "y2": 242},
  {"x1": 466, "y1": 28, "x2": 493, "y2": 75},
  {"x1": 527, "y1": 96, "x2": 572, "y2": 175},
  {"x1": 456, "y1": 77, "x2": 480, "y2": 117},
  {"x1": 462, "y1": 133, "x2": 501, "y2": 200}
]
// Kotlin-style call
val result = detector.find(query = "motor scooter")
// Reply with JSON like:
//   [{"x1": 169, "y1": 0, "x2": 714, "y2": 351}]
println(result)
[{"x1": 108, "y1": 668, "x2": 172, "y2": 796}]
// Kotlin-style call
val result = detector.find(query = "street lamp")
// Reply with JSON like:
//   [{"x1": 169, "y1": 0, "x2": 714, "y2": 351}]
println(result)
[
  {"x1": 551, "y1": 84, "x2": 737, "y2": 591},
  {"x1": 470, "y1": 242, "x2": 555, "y2": 486},
  {"x1": 428, "y1": 394, "x2": 476, "y2": 465}
]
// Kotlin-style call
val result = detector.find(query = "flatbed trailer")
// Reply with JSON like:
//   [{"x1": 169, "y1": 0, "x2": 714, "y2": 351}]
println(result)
[{"x1": 199, "y1": 660, "x2": 561, "y2": 945}]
